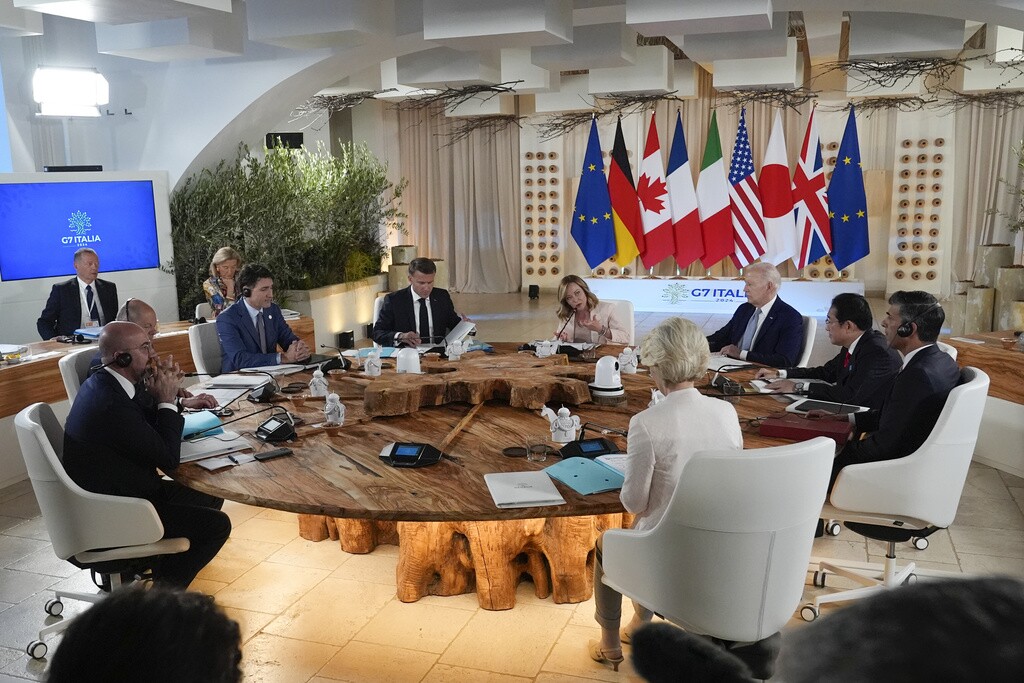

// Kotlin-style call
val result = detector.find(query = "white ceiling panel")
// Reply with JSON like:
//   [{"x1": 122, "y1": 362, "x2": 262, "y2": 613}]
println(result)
[
  {"x1": 0, "y1": 0, "x2": 42, "y2": 36},
  {"x1": 668, "y1": 11, "x2": 789, "y2": 63},
  {"x1": 531, "y1": 22, "x2": 636, "y2": 69},
  {"x1": 13, "y1": 0, "x2": 230, "y2": 25},
  {"x1": 396, "y1": 47, "x2": 501, "y2": 87},
  {"x1": 626, "y1": 0, "x2": 772, "y2": 36},
  {"x1": 96, "y1": 0, "x2": 244, "y2": 61},
  {"x1": 713, "y1": 36, "x2": 802, "y2": 90},
  {"x1": 247, "y1": 0, "x2": 394, "y2": 50},
  {"x1": 588, "y1": 44, "x2": 672, "y2": 94},
  {"x1": 848, "y1": 12, "x2": 967, "y2": 59},
  {"x1": 422, "y1": 0, "x2": 572, "y2": 50}
]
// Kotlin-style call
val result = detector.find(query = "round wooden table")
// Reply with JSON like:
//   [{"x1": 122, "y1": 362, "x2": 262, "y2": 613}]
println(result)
[{"x1": 172, "y1": 347, "x2": 792, "y2": 609}]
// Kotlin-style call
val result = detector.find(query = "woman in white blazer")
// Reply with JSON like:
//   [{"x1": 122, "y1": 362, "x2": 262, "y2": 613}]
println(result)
[
  {"x1": 589, "y1": 317, "x2": 743, "y2": 671},
  {"x1": 554, "y1": 275, "x2": 629, "y2": 344}
]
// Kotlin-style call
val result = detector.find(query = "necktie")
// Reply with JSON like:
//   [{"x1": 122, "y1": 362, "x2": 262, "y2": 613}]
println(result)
[
  {"x1": 256, "y1": 312, "x2": 267, "y2": 353},
  {"x1": 85, "y1": 284, "x2": 100, "y2": 322},
  {"x1": 418, "y1": 297, "x2": 430, "y2": 343},
  {"x1": 843, "y1": 350, "x2": 852, "y2": 368},
  {"x1": 739, "y1": 308, "x2": 761, "y2": 351}
]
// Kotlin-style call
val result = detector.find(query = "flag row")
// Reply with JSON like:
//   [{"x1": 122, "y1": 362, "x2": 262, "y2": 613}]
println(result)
[{"x1": 569, "y1": 107, "x2": 870, "y2": 274}]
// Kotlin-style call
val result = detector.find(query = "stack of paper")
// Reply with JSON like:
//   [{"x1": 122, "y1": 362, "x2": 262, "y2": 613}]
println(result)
[
  {"x1": 484, "y1": 471, "x2": 566, "y2": 508},
  {"x1": 180, "y1": 431, "x2": 251, "y2": 463}
]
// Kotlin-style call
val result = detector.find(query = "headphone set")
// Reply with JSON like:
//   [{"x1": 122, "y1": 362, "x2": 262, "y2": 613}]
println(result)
[
  {"x1": 241, "y1": 284, "x2": 253, "y2": 297},
  {"x1": 896, "y1": 303, "x2": 942, "y2": 338}
]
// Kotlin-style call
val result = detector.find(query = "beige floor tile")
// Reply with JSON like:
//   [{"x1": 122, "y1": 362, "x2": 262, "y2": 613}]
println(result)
[
  {"x1": 2, "y1": 518, "x2": 49, "y2": 542},
  {"x1": 0, "y1": 494, "x2": 40, "y2": 520},
  {"x1": 865, "y1": 555, "x2": 963, "y2": 575},
  {"x1": 215, "y1": 562, "x2": 330, "y2": 614},
  {"x1": 809, "y1": 535, "x2": 869, "y2": 563},
  {"x1": 221, "y1": 606, "x2": 276, "y2": 644},
  {"x1": 263, "y1": 578, "x2": 395, "y2": 646},
  {"x1": 998, "y1": 470, "x2": 1024, "y2": 487},
  {"x1": 440, "y1": 603, "x2": 571, "y2": 678},
  {"x1": 355, "y1": 600, "x2": 473, "y2": 654},
  {"x1": 865, "y1": 529, "x2": 958, "y2": 565},
  {"x1": 241, "y1": 632, "x2": 337, "y2": 683},
  {"x1": 231, "y1": 517, "x2": 301, "y2": 546},
  {"x1": 223, "y1": 500, "x2": 264, "y2": 527},
  {"x1": 266, "y1": 537, "x2": 351, "y2": 572},
  {"x1": 535, "y1": 673, "x2": 640, "y2": 683},
  {"x1": 957, "y1": 553, "x2": 1024, "y2": 579},
  {"x1": 0, "y1": 517, "x2": 21, "y2": 534},
  {"x1": 197, "y1": 537, "x2": 284, "y2": 584},
  {"x1": 961, "y1": 465, "x2": 1012, "y2": 500},
  {"x1": 316, "y1": 640, "x2": 437, "y2": 683},
  {"x1": 6, "y1": 545, "x2": 79, "y2": 579},
  {"x1": 949, "y1": 526, "x2": 1024, "y2": 559},
  {"x1": 329, "y1": 550, "x2": 399, "y2": 586},
  {"x1": 1011, "y1": 487, "x2": 1024, "y2": 516},
  {"x1": 511, "y1": 581, "x2": 579, "y2": 611},
  {"x1": 954, "y1": 496, "x2": 1024, "y2": 530},
  {"x1": 0, "y1": 569, "x2": 58, "y2": 604},
  {"x1": 542, "y1": 624, "x2": 634, "y2": 682},
  {"x1": 415, "y1": 591, "x2": 482, "y2": 611},
  {"x1": 191, "y1": 578, "x2": 228, "y2": 595},
  {"x1": 0, "y1": 482, "x2": 33, "y2": 506},
  {"x1": 421, "y1": 663, "x2": 531, "y2": 683},
  {"x1": 0, "y1": 651, "x2": 48, "y2": 682}
]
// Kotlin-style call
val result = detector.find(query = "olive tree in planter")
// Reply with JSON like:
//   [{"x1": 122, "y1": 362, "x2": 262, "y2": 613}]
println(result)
[{"x1": 166, "y1": 141, "x2": 406, "y2": 320}]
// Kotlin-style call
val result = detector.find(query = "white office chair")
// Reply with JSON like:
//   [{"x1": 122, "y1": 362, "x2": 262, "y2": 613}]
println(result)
[
  {"x1": 602, "y1": 298, "x2": 635, "y2": 345},
  {"x1": 14, "y1": 403, "x2": 189, "y2": 660},
  {"x1": 188, "y1": 321, "x2": 222, "y2": 376},
  {"x1": 372, "y1": 295, "x2": 385, "y2": 325},
  {"x1": 796, "y1": 315, "x2": 817, "y2": 368},
  {"x1": 601, "y1": 437, "x2": 834, "y2": 646},
  {"x1": 936, "y1": 341, "x2": 958, "y2": 361},
  {"x1": 803, "y1": 367, "x2": 989, "y2": 621},
  {"x1": 194, "y1": 302, "x2": 214, "y2": 321},
  {"x1": 57, "y1": 347, "x2": 97, "y2": 404}
]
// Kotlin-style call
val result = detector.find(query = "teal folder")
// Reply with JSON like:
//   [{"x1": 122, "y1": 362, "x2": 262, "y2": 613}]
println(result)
[
  {"x1": 181, "y1": 410, "x2": 223, "y2": 439},
  {"x1": 545, "y1": 457, "x2": 624, "y2": 495}
]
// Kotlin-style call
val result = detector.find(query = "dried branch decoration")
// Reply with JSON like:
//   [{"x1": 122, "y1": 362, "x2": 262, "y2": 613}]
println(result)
[
  {"x1": 392, "y1": 81, "x2": 522, "y2": 111},
  {"x1": 937, "y1": 88, "x2": 1024, "y2": 111},
  {"x1": 441, "y1": 115, "x2": 523, "y2": 146},
  {"x1": 819, "y1": 96, "x2": 934, "y2": 114},
  {"x1": 291, "y1": 90, "x2": 393, "y2": 129},
  {"x1": 819, "y1": 57, "x2": 963, "y2": 92},
  {"x1": 536, "y1": 111, "x2": 598, "y2": 141},
  {"x1": 719, "y1": 88, "x2": 818, "y2": 112}
]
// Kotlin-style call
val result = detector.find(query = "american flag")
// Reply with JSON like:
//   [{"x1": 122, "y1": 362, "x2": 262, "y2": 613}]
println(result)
[
  {"x1": 792, "y1": 106, "x2": 832, "y2": 269},
  {"x1": 728, "y1": 109, "x2": 766, "y2": 268}
]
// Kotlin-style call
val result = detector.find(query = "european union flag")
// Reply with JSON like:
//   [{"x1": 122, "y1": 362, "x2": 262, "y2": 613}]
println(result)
[
  {"x1": 571, "y1": 119, "x2": 616, "y2": 269},
  {"x1": 828, "y1": 106, "x2": 870, "y2": 270}
]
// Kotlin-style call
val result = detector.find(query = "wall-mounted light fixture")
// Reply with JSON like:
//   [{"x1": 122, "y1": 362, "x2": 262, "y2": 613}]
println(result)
[{"x1": 32, "y1": 67, "x2": 109, "y2": 117}]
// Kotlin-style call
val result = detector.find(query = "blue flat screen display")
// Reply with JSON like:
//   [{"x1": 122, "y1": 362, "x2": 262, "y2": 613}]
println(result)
[{"x1": 0, "y1": 180, "x2": 160, "y2": 281}]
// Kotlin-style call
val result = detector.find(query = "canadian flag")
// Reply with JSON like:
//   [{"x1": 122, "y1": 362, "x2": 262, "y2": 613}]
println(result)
[{"x1": 636, "y1": 114, "x2": 675, "y2": 268}]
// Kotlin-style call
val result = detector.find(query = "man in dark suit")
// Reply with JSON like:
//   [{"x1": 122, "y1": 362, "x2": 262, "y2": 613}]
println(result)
[
  {"x1": 822, "y1": 291, "x2": 961, "y2": 487},
  {"x1": 706, "y1": 262, "x2": 804, "y2": 367},
  {"x1": 62, "y1": 321, "x2": 231, "y2": 587},
  {"x1": 755, "y1": 293, "x2": 902, "y2": 409},
  {"x1": 372, "y1": 257, "x2": 466, "y2": 347},
  {"x1": 216, "y1": 264, "x2": 311, "y2": 373},
  {"x1": 37, "y1": 247, "x2": 118, "y2": 340}
]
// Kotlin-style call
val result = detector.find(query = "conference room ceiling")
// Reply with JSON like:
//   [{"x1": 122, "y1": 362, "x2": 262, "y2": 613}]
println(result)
[{"x1": 2, "y1": 0, "x2": 1022, "y2": 94}]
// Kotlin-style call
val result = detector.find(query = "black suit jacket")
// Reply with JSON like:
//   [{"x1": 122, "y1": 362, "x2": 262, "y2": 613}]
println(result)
[
  {"x1": 372, "y1": 286, "x2": 461, "y2": 346},
  {"x1": 63, "y1": 370, "x2": 183, "y2": 501},
  {"x1": 833, "y1": 344, "x2": 961, "y2": 477},
  {"x1": 37, "y1": 277, "x2": 118, "y2": 340},
  {"x1": 706, "y1": 297, "x2": 804, "y2": 367},
  {"x1": 786, "y1": 329, "x2": 902, "y2": 409}
]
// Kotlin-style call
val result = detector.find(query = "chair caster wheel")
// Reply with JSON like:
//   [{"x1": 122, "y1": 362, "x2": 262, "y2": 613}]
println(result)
[
  {"x1": 800, "y1": 604, "x2": 819, "y2": 622},
  {"x1": 44, "y1": 599, "x2": 64, "y2": 616},
  {"x1": 904, "y1": 573, "x2": 919, "y2": 586},
  {"x1": 825, "y1": 521, "x2": 841, "y2": 536},
  {"x1": 912, "y1": 536, "x2": 929, "y2": 550},
  {"x1": 27, "y1": 640, "x2": 47, "y2": 660},
  {"x1": 813, "y1": 570, "x2": 827, "y2": 588}
]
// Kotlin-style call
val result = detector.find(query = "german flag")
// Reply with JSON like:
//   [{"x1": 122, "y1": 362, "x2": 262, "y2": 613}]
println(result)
[{"x1": 607, "y1": 118, "x2": 643, "y2": 267}]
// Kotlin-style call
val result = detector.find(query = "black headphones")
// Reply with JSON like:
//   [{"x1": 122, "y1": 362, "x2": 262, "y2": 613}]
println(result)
[
  {"x1": 121, "y1": 297, "x2": 136, "y2": 323},
  {"x1": 241, "y1": 285, "x2": 252, "y2": 298},
  {"x1": 111, "y1": 350, "x2": 133, "y2": 368},
  {"x1": 896, "y1": 303, "x2": 942, "y2": 338}
]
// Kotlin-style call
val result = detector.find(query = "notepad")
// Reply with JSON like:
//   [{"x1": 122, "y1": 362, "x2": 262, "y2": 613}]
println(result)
[
  {"x1": 484, "y1": 471, "x2": 566, "y2": 508},
  {"x1": 180, "y1": 431, "x2": 251, "y2": 463},
  {"x1": 545, "y1": 457, "x2": 625, "y2": 495},
  {"x1": 708, "y1": 354, "x2": 750, "y2": 371}
]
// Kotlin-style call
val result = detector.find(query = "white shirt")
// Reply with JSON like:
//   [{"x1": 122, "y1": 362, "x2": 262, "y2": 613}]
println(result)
[
  {"x1": 900, "y1": 343, "x2": 934, "y2": 370},
  {"x1": 103, "y1": 367, "x2": 176, "y2": 412},
  {"x1": 77, "y1": 277, "x2": 105, "y2": 328},
  {"x1": 739, "y1": 296, "x2": 777, "y2": 361}
]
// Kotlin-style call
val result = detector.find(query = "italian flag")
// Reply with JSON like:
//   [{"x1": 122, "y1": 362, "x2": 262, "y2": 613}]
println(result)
[{"x1": 697, "y1": 111, "x2": 733, "y2": 269}]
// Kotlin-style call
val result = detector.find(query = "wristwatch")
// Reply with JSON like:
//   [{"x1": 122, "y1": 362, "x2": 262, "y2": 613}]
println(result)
[{"x1": 793, "y1": 381, "x2": 807, "y2": 394}]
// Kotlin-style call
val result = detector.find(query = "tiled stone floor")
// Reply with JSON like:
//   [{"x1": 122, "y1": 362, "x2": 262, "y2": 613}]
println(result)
[{"x1": 1, "y1": 292, "x2": 1022, "y2": 682}]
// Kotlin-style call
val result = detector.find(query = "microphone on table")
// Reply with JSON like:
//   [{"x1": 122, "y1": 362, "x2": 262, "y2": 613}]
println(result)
[
  {"x1": 555, "y1": 310, "x2": 576, "y2": 341},
  {"x1": 184, "y1": 404, "x2": 291, "y2": 441},
  {"x1": 317, "y1": 345, "x2": 352, "y2": 371}
]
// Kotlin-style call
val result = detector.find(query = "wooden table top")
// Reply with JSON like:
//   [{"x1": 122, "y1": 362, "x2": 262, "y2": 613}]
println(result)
[
  {"x1": 170, "y1": 347, "x2": 792, "y2": 522},
  {"x1": 0, "y1": 317, "x2": 316, "y2": 419},
  {"x1": 945, "y1": 330, "x2": 1024, "y2": 405}
]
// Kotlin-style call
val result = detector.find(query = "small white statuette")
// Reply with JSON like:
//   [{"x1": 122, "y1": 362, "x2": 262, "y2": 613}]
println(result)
[
  {"x1": 308, "y1": 369, "x2": 329, "y2": 397},
  {"x1": 617, "y1": 347, "x2": 638, "y2": 374},
  {"x1": 535, "y1": 339, "x2": 558, "y2": 358},
  {"x1": 542, "y1": 406, "x2": 581, "y2": 444},
  {"x1": 323, "y1": 393, "x2": 345, "y2": 426},
  {"x1": 446, "y1": 340, "x2": 463, "y2": 361},
  {"x1": 364, "y1": 349, "x2": 382, "y2": 377}
]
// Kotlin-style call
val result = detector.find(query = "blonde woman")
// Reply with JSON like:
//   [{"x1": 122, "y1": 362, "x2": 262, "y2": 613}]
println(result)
[
  {"x1": 589, "y1": 317, "x2": 743, "y2": 671},
  {"x1": 202, "y1": 247, "x2": 243, "y2": 316},
  {"x1": 554, "y1": 274, "x2": 629, "y2": 344}
]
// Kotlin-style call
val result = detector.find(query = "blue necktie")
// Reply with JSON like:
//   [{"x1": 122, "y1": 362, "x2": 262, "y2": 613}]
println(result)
[
  {"x1": 739, "y1": 308, "x2": 761, "y2": 351},
  {"x1": 85, "y1": 285, "x2": 100, "y2": 322}
]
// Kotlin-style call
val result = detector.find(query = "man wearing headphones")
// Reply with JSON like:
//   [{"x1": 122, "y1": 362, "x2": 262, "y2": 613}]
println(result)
[
  {"x1": 216, "y1": 264, "x2": 311, "y2": 373},
  {"x1": 818, "y1": 290, "x2": 960, "y2": 488},
  {"x1": 63, "y1": 321, "x2": 231, "y2": 587}
]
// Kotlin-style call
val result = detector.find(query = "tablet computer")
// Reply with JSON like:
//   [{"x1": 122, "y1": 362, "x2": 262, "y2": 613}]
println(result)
[{"x1": 785, "y1": 398, "x2": 869, "y2": 416}]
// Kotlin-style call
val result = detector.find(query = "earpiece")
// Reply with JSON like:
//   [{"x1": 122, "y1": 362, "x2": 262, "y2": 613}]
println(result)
[
  {"x1": 112, "y1": 350, "x2": 133, "y2": 368},
  {"x1": 896, "y1": 302, "x2": 941, "y2": 338},
  {"x1": 241, "y1": 286, "x2": 252, "y2": 298},
  {"x1": 122, "y1": 297, "x2": 136, "y2": 323}
]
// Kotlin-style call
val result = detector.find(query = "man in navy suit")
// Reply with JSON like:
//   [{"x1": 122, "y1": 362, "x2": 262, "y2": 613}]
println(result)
[
  {"x1": 216, "y1": 264, "x2": 311, "y2": 373},
  {"x1": 706, "y1": 262, "x2": 804, "y2": 367},
  {"x1": 822, "y1": 291, "x2": 961, "y2": 487},
  {"x1": 372, "y1": 258, "x2": 465, "y2": 347},
  {"x1": 755, "y1": 293, "x2": 902, "y2": 409},
  {"x1": 37, "y1": 247, "x2": 118, "y2": 340},
  {"x1": 63, "y1": 321, "x2": 230, "y2": 587}
]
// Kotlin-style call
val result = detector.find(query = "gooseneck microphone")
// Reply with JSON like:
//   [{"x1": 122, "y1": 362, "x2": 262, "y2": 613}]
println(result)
[
  {"x1": 185, "y1": 404, "x2": 290, "y2": 441},
  {"x1": 555, "y1": 310, "x2": 576, "y2": 340}
]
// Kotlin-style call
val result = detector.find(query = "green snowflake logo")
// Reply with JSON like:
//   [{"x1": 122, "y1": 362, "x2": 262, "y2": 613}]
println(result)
[
  {"x1": 68, "y1": 211, "x2": 92, "y2": 236},
  {"x1": 661, "y1": 282, "x2": 689, "y2": 305}
]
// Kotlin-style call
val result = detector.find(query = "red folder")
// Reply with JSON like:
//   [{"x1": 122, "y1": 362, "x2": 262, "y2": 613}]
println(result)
[{"x1": 758, "y1": 414, "x2": 852, "y2": 447}]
